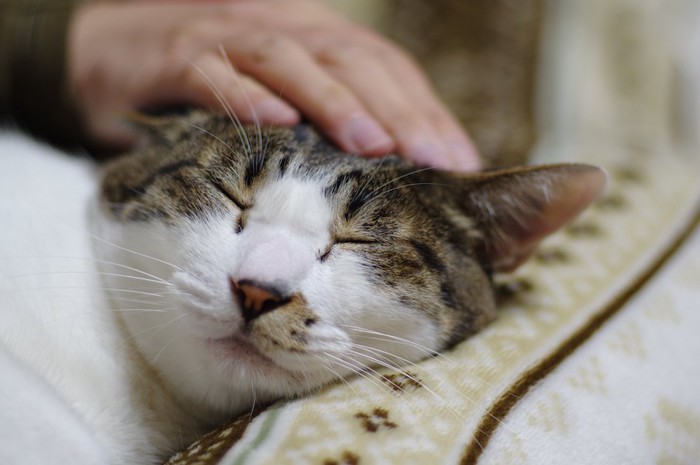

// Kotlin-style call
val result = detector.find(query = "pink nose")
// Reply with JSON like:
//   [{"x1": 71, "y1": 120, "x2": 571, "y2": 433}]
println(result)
[{"x1": 230, "y1": 278, "x2": 290, "y2": 323}]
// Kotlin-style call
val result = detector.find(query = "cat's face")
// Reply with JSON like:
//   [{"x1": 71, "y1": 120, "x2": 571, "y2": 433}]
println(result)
[{"x1": 92, "y1": 112, "x2": 605, "y2": 416}]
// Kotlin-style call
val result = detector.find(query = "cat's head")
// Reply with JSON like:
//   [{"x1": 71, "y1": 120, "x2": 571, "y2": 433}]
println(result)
[{"x1": 92, "y1": 111, "x2": 605, "y2": 416}]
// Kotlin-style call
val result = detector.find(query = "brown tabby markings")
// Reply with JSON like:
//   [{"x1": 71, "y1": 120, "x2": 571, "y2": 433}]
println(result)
[{"x1": 100, "y1": 111, "x2": 604, "y2": 355}]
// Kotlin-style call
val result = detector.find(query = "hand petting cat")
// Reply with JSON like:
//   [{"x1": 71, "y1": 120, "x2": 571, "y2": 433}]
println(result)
[{"x1": 68, "y1": 0, "x2": 481, "y2": 171}]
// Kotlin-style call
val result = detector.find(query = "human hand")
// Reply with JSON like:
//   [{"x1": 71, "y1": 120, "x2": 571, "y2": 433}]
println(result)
[{"x1": 68, "y1": 0, "x2": 480, "y2": 170}]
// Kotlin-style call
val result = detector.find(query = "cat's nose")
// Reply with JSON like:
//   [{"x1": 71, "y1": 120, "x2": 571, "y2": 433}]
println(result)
[{"x1": 230, "y1": 278, "x2": 290, "y2": 323}]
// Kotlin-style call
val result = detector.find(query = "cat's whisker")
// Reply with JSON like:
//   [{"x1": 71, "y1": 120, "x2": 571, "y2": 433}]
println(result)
[
  {"x1": 0, "y1": 286, "x2": 170, "y2": 298},
  {"x1": 217, "y1": 44, "x2": 262, "y2": 158},
  {"x1": 349, "y1": 342, "x2": 524, "y2": 438},
  {"x1": 1, "y1": 271, "x2": 172, "y2": 287},
  {"x1": 349, "y1": 342, "x2": 430, "y2": 375},
  {"x1": 152, "y1": 337, "x2": 178, "y2": 365},
  {"x1": 341, "y1": 325, "x2": 443, "y2": 359},
  {"x1": 342, "y1": 353, "x2": 474, "y2": 424},
  {"x1": 93, "y1": 258, "x2": 172, "y2": 283},
  {"x1": 122, "y1": 312, "x2": 192, "y2": 344},
  {"x1": 110, "y1": 307, "x2": 172, "y2": 314},
  {"x1": 218, "y1": 56, "x2": 264, "y2": 169},
  {"x1": 350, "y1": 154, "x2": 393, "y2": 203},
  {"x1": 107, "y1": 296, "x2": 167, "y2": 306},
  {"x1": 44, "y1": 307, "x2": 174, "y2": 324},
  {"x1": 345, "y1": 325, "x2": 519, "y2": 401},
  {"x1": 343, "y1": 348, "x2": 414, "y2": 397},
  {"x1": 0, "y1": 255, "x2": 169, "y2": 285},
  {"x1": 311, "y1": 353, "x2": 359, "y2": 396},
  {"x1": 181, "y1": 121, "x2": 240, "y2": 165},
  {"x1": 294, "y1": 352, "x2": 313, "y2": 391},
  {"x1": 95, "y1": 272, "x2": 172, "y2": 286},
  {"x1": 321, "y1": 352, "x2": 401, "y2": 400},
  {"x1": 89, "y1": 234, "x2": 183, "y2": 271},
  {"x1": 217, "y1": 44, "x2": 299, "y2": 175},
  {"x1": 365, "y1": 166, "x2": 437, "y2": 199},
  {"x1": 180, "y1": 54, "x2": 252, "y2": 157},
  {"x1": 364, "y1": 182, "x2": 454, "y2": 209},
  {"x1": 342, "y1": 347, "x2": 465, "y2": 419}
]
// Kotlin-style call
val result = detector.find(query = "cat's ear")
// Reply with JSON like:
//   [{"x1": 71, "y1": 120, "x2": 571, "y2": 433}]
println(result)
[{"x1": 455, "y1": 164, "x2": 607, "y2": 272}]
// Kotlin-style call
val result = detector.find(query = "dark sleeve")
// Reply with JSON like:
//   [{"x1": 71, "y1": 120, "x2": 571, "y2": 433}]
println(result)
[{"x1": 0, "y1": 0, "x2": 85, "y2": 148}]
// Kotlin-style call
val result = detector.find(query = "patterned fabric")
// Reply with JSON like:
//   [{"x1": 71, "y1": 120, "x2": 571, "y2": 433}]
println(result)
[{"x1": 166, "y1": 1, "x2": 700, "y2": 464}]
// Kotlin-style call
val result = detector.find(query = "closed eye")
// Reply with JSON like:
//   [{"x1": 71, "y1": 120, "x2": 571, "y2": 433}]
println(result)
[
  {"x1": 335, "y1": 237, "x2": 377, "y2": 246},
  {"x1": 212, "y1": 181, "x2": 250, "y2": 211},
  {"x1": 318, "y1": 237, "x2": 377, "y2": 262}
]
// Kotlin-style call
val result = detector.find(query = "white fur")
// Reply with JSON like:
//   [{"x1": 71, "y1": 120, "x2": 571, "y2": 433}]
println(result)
[
  {"x1": 0, "y1": 133, "x2": 176, "y2": 463},
  {"x1": 0, "y1": 132, "x2": 439, "y2": 463}
]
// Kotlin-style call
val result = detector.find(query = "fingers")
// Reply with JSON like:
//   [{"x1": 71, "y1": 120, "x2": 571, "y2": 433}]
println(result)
[
  {"x1": 225, "y1": 28, "x2": 480, "y2": 170},
  {"x1": 373, "y1": 46, "x2": 481, "y2": 171},
  {"x1": 225, "y1": 33, "x2": 395, "y2": 155},
  {"x1": 154, "y1": 52, "x2": 300, "y2": 126},
  {"x1": 313, "y1": 40, "x2": 478, "y2": 170},
  {"x1": 70, "y1": 0, "x2": 482, "y2": 170}
]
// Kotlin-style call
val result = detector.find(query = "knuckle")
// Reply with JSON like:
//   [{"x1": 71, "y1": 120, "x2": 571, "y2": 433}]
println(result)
[
  {"x1": 246, "y1": 34, "x2": 293, "y2": 65},
  {"x1": 166, "y1": 23, "x2": 206, "y2": 57},
  {"x1": 317, "y1": 85, "x2": 360, "y2": 120},
  {"x1": 388, "y1": 110, "x2": 426, "y2": 133},
  {"x1": 316, "y1": 42, "x2": 372, "y2": 68}
]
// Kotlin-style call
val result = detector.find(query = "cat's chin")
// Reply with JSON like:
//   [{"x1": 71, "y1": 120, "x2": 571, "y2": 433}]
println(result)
[
  {"x1": 207, "y1": 335, "x2": 285, "y2": 373},
  {"x1": 206, "y1": 333, "x2": 346, "y2": 378}
]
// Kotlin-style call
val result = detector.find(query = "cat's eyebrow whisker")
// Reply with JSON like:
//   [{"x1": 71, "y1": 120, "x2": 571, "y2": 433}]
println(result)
[
  {"x1": 89, "y1": 234, "x2": 183, "y2": 271},
  {"x1": 364, "y1": 182, "x2": 454, "y2": 209},
  {"x1": 180, "y1": 54, "x2": 251, "y2": 157},
  {"x1": 217, "y1": 44, "x2": 262, "y2": 159},
  {"x1": 181, "y1": 121, "x2": 240, "y2": 166},
  {"x1": 347, "y1": 154, "x2": 393, "y2": 203},
  {"x1": 365, "y1": 166, "x2": 437, "y2": 199}
]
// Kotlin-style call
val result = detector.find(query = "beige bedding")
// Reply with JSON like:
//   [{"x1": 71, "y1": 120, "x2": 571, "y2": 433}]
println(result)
[{"x1": 166, "y1": 1, "x2": 700, "y2": 463}]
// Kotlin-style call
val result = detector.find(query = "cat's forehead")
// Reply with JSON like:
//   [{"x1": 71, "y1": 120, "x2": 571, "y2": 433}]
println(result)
[
  {"x1": 209, "y1": 122, "x2": 403, "y2": 184},
  {"x1": 99, "y1": 119, "x2": 411, "y2": 222}
]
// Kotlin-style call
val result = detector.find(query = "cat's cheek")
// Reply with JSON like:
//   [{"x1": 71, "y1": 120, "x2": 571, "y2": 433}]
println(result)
[
  {"x1": 171, "y1": 272, "x2": 237, "y2": 318},
  {"x1": 264, "y1": 324, "x2": 353, "y2": 372}
]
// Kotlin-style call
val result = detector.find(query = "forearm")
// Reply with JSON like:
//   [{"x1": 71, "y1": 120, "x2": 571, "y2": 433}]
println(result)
[{"x1": 0, "y1": 0, "x2": 84, "y2": 148}]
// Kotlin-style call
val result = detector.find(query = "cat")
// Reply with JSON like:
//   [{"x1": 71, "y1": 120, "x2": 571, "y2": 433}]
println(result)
[{"x1": 0, "y1": 111, "x2": 606, "y2": 464}]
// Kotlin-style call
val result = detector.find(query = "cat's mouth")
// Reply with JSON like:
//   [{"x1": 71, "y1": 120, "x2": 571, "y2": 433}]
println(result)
[
  {"x1": 208, "y1": 335, "x2": 277, "y2": 366},
  {"x1": 208, "y1": 335, "x2": 280, "y2": 370}
]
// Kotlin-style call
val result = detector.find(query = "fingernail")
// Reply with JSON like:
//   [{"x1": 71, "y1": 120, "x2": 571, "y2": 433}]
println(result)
[
  {"x1": 344, "y1": 117, "x2": 394, "y2": 154},
  {"x1": 254, "y1": 100, "x2": 299, "y2": 124},
  {"x1": 449, "y1": 142, "x2": 482, "y2": 172}
]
